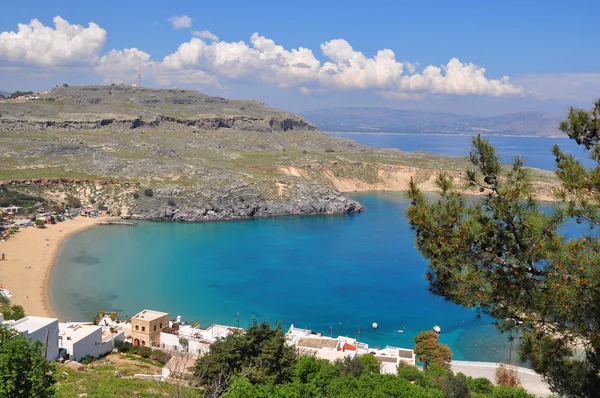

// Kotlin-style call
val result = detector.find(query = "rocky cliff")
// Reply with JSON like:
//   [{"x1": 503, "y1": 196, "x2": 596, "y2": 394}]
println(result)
[{"x1": 0, "y1": 85, "x2": 558, "y2": 221}]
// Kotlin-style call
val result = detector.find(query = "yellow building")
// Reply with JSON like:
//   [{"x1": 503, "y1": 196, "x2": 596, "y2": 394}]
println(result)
[{"x1": 130, "y1": 309, "x2": 170, "y2": 347}]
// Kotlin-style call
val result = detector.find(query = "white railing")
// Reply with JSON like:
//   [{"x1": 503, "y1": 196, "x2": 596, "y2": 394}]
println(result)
[{"x1": 451, "y1": 360, "x2": 539, "y2": 376}]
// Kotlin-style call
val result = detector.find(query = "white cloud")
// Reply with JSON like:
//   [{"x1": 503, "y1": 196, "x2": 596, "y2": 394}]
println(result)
[
  {"x1": 155, "y1": 33, "x2": 522, "y2": 97},
  {"x1": 0, "y1": 15, "x2": 521, "y2": 98},
  {"x1": 192, "y1": 30, "x2": 218, "y2": 41},
  {"x1": 95, "y1": 48, "x2": 154, "y2": 84},
  {"x1": 0, "y1": 16, "x2": 106, "y2": 67},
  {"x1": 168, "y1": 15, "x2": 192, "y2": 30}
]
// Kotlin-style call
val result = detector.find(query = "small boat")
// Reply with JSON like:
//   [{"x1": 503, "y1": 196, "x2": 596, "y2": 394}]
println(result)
[
  {"x1": 372, "y1": 322, "x2": 378, "y2": 329},
  {"x1": 397, "y1": 329, "x2": 404, "y2": 333},
  {"x1": 433, "y1": 324, "x2": 441, "y2": 334}
]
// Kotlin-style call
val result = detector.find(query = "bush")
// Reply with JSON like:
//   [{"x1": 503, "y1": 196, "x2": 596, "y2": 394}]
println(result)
[
  {"x1": 114, "y1": 340, "x2": 132, "y2": 353},
  {"x1": 80, "y1": 355, "x2": 96, "y2": 364},
  {"x1": 496, "y1": 364, "x2": 520, "y2": 388},
  {"x1": 439, "y1": 372, "x2": 471, "y2": 398},
  {"x1": 133, "y1": 192, "x2": 140, "y2": 200},
  {"x1": 324, "y1": 148, "x2": 335, "y2": 153},
  {"x1": 167, "y1": 199, "x2": 176, "y2": 207},
  {"x1": 467, "y1": 376, "x2": 494, "y2": 393},
  {"x1": 397, "y1": 363, "x2": 424, "y2": 383},
  {"x1": 34, "y1": 219, "x2": 45, "y2": 228},
  {"x1": 137, "y1": 346, "x2": 152, "y2": 358},
  {"x1": 65, "y1": 195, "x2": 81, "y2": 208},
  {"x1": 150, "y1": 349, "x2": 171, "y2": 365},
  {"x1": 144, "y1": 188, "x2": 154, "y2": 197}
]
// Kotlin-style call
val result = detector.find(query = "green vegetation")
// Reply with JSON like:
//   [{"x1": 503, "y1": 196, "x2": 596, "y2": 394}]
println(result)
[
  {"x1": 194, "y1": 320, "x2": 296, "y2": 396},
  {"x1": 144, "y1": 188, "x2": 154, "y2": 197},
  {"x1": 414, "y1": 330, "x2": 453, "y2": 370},
  {"x1": 406, "y1": 99, "x2": 600, "y2": 397},
  {"x1": 221, "y1": 356, "x2": 534, "y2": 398},
  {"x1": 54, "y1": 353, "x2": 198, "y2": 397},
  {"x1": 0, "y1": 186, "x2": 45, "y2": 208},
  {"x1": 0, "y1": 296, "x2": 25, "y2": 321},
  {"x1": 0, "y1": 325, "x2": 55, "y2": 397}
]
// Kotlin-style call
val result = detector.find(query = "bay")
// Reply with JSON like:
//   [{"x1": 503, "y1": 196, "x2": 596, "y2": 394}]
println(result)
[
  {"x1": 50, "y1": 133, "x2": 587, "y2": 363},
  {"x1": 52, "y1": 192, "x2": 520, "y2": 363}
]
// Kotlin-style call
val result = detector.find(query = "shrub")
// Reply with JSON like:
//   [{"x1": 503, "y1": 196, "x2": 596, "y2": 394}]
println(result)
[
  {"x1": 324, "y1": 148, "x2": 335, "y2": 153},
  {"x1": 34, "y1": 219, "x2": 45, "y2": 228},
  {"x1": 467, "y1": 376, "x2": 494, "y2": 393},
  {"x1": 144, "y1": 188, "x2": 154, "y2": 197},
  {"x1": 150, "y1": 349, "x2": 171, "y2": 365},
  {"x1": 397, "y1": 363, "x2": 424, "y2": 383},
  {"x1": 133, "y1": 192, "x2": 140, "y2": 200},
  {"x1": 65, "y1": 195, "x2": 81, "y2": 208},
  {"x1": 168, "y1": 199, "x2": 176, "y2": 207},
  {"x1": 80, "y1": 355, "x2": 96, "y2": 364},
  {"x1": 439, "y1": 372, "x2": 471, "y2": 398},
  {"x1": 496, "y1": 364, "x2": 520, "y2": 388},
  {"x1": 114, "y1": 340, "x2": 132, "y2": 353},
  {"x1": 137, "y1": 346, "x2": 152, "y2": 358}
]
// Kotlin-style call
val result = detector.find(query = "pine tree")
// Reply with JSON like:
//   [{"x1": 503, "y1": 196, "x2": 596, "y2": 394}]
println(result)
[{"x1": 407, "y1": 99, "x2": 600, "y2": 397}]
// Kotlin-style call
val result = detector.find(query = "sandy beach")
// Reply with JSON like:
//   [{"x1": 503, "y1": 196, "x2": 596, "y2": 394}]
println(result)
[{"x1": 0, "y1": 216, "x2": 107, "y2": 319}]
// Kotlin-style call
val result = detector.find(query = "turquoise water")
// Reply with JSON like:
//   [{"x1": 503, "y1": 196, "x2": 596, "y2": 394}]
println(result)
[
  {"x1": 51, "y1": 133, "x2": 589, "y2": 362},
  {"x1": 51, "y1": 192, "x2": 517, "y2": 362}
]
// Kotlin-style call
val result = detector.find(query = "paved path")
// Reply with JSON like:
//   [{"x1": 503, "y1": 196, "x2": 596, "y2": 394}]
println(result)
[{"x1": 451, "y1": 361, "x2": 552, "y2": 397}]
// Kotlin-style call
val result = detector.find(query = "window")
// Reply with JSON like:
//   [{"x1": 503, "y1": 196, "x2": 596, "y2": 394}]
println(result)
[
  {"x1": 154, "y1": 325, "x2": 156, "y2": 331},
  {"x1": 160, "y1": 323, "x2": 163, "y2": 329},
  {"x1": 142, "y1": 326, "x2": 146, "y2": 332},
  {"x1": 141, "y1": 340, "x2": 146, "y2": 346},
  {"x1": 135, "y1": 325, "x2": 139, "y2": 331}
]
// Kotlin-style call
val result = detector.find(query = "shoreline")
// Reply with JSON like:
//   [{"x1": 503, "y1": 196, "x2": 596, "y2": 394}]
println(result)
[
  {"x1": 0, "y1": 216, "x2": 108, "y2": 320},
  {"x1": 2, "y1": 187, "x2": 560, "y2": 322}
]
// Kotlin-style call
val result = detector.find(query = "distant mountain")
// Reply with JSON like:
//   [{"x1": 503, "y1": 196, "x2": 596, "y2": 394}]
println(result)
[
  {"x1": 0, "y1": 90, "x2": 11, "y2": 97},
  {"x1": 299, "y1": 107, "x2": 564, "y2": 137}
]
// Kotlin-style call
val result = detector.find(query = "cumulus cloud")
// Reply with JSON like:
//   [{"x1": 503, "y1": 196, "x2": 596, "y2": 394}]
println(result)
[
  {"x1": 0, "y1": 16, "x2": 106, "y2": 67},
  {"x1": 192, "y1": 30, "x2": 218, "y2": 41},
  {"x1": 168, "y1": 15, "x2": 192, "y2": 30},
  {"x1": 95, "y1": 48, "x2": 154, "y2": 83},
  {"x1": 155, "y1": 32, "x2": 522, "y2": 97},
  {"x1": 1, "y1": 15, "x2": 518, "y2": 98}
]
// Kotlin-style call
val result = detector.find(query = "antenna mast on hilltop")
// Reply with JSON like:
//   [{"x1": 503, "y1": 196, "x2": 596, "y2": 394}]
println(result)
[{"x1": 138, "y1": 73, "x2": 142, "y2": 86}]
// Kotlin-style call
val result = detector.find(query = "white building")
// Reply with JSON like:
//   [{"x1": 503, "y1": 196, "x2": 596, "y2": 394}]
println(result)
[
  {"x1": 58, "y1": 323, "x2": 124, "y2": 361},
  {"x1": 10, "y1": 316, "x2": 59, "y2": 361}
]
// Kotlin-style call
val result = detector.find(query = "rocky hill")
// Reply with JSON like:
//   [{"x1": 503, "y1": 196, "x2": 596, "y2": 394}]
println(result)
[
  {"x1": 0, "y1": 85, "x2": 557, "y2": 221},
  {"x1": 300, "y1": 107, "x2": 563, "y2": 137}
]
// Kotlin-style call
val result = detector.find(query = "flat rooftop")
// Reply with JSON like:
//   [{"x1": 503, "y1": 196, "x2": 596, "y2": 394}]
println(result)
[
  {"x1": 11, "y1": 316, "x2": 57, "y2": 333},
  {"x1": 59, "y1": 323, "x2": 101, "y2": 342},
  {"x1": 297, "y1": 337, "x2": 339, "y2": 349},
  {"x1": 132, "y1": 309, "x2": 169, "y2": 322}
]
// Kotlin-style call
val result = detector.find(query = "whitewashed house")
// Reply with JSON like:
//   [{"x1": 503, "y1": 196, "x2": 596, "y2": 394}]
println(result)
[
  {"x1": 58, "y1": 323, "x2": 124, "y2": 361},
  {"x1": 10, "y1": 316, "x2": 59, "y2": 361}
]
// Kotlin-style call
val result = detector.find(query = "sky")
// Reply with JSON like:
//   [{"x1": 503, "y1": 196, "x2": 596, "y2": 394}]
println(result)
[{"x1": 1, "y1": 0, "x2": 599, "y2": 116}]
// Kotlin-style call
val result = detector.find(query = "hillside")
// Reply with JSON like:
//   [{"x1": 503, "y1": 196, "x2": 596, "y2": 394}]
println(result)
[
  {"x1": 0, "y1": 86, "x2": 557, "y2": 221},
  {"x1": 300, "y1": 107, "x2": 563, "y2": 137}
]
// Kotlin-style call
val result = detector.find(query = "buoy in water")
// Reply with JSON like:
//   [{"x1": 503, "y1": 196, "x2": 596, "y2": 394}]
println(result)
[
  {"x1": 372, "y1": 322, "x2": 378, "y2": 329},
  {"x1": 433, "y1": 324, "x2": 441, "y2": 334}
]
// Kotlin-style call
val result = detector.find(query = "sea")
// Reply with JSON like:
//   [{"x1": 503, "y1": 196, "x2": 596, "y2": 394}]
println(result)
[{"x1": 49, "y1": 133, "x2": 588, "y2": 363}]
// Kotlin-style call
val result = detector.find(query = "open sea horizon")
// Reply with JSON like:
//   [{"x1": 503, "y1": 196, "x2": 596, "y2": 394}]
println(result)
[{"x1": 50, "y1": 133, "x2": 584, "y2": 363}]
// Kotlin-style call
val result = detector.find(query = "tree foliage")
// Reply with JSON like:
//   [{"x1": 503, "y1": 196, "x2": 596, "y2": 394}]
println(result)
[
  {"x1": 0, "y1": 325, "x2": 56, "y2": 397},
  {"x1": 406, "y1": 100, "x2": 600, "y2": 397},
  {"x1": 194, "y1": 320, "x2": 296, "y2": 396},
  {"x1": 414, "y1": 331, "x2": 452, "y2": 369},
  {"x1": 221, "y1": 354, "x2": 532, "y2": 398}
]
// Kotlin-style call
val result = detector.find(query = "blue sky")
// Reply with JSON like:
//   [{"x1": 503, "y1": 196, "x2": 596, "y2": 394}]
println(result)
[{"x1": 1, "y1": 0, "x2": 599, "y2": 116}]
